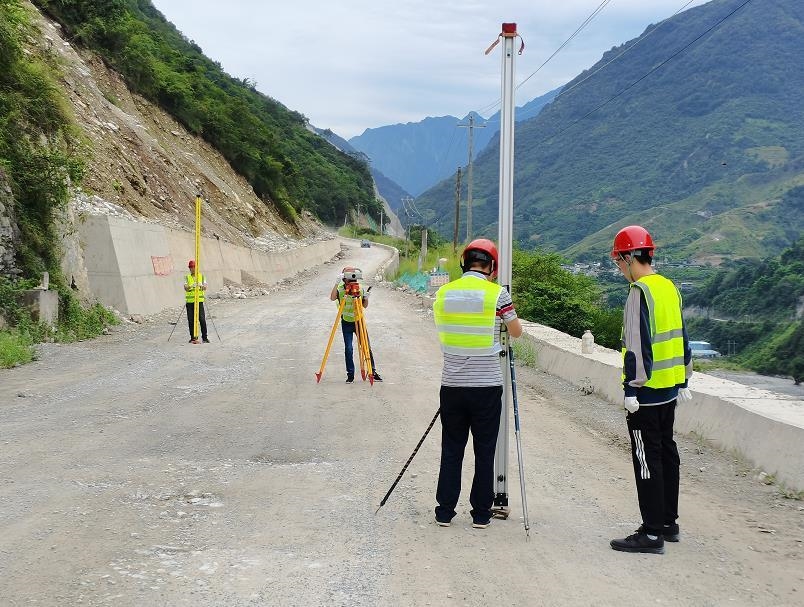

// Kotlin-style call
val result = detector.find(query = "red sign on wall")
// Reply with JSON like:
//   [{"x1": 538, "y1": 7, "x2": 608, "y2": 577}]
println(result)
[{"x1": 151, "y1": 256, "x2": 174, "y2": 276}]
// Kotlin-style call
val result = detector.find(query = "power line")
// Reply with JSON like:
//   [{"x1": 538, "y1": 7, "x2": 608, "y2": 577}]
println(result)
[
  {"x1": 543, "y1": 0, "x2": 754, "y2": 145},
  {"x1": 554, "y1": 0, "x2": 699, "y2": 103},
  {"x1": 476, "y1": 0, "x2": 613, "y2": 117},
  {"x1": 518, "y1": 0, "x2": 614, "y2": 90}
]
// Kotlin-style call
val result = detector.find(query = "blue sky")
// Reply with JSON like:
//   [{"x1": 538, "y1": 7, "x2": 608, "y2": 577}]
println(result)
[{"x1": 151, "y1": 0, "x2": 709, "y2": 139}]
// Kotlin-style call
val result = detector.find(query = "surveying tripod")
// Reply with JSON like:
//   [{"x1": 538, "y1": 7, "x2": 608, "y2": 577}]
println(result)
[{"x1": 315, "y1": 279, "x2": 375, "y2": 384}]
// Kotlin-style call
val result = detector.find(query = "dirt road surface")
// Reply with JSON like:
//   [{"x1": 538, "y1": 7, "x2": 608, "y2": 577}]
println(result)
[{"x1": 1, "y1": 242, "x2": 802, "y2": 606}]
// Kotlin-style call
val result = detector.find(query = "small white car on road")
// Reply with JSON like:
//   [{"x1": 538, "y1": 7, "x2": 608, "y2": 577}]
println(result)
[{"x1": 690, "y1": 340, "x2": 721, "y2": 358}]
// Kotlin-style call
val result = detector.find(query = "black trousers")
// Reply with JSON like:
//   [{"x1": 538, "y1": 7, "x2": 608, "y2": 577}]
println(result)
[
  {"x1": 626, "y1": 400, "x2": 680, "y2": 534},
  {"x1": 185, "y1": 302, "x2": 208, "y2": 340},
  {"x1": 435, "y1": 385, "x2": 503, "y2": 523}
]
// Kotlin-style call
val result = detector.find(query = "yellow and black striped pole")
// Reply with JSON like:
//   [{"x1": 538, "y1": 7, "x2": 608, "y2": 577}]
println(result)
[{"x1": 192, "y1": 194, "x2": 202, "y2": 342}]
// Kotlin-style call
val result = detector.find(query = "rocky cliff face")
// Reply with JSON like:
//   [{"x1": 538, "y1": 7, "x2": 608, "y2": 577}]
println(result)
[
  {"x1": 34, "y1": 6, "x2": 326, "y2": 255},
  {"x1": 0, "y1": 169, "x2": 19, "y2": 277}
]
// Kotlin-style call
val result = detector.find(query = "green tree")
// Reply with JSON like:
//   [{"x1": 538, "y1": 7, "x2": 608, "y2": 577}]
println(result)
[{"x1": 511, "y1": 250, "x2": 621, "y2": 348}]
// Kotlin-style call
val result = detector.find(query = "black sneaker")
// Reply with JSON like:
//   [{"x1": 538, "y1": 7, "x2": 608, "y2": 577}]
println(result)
[
  {"x1": 472, "y1": 519, "x2": 491, "y2": 529},
  {"x1": 202, "y1": 338, "x2": 210, "y2": 343},
  {"x1": 610, "y1": 530, "x2": 664, "y2": 554},
  {"x1": 638, "y1": 523, "x2": 680, "y2": 542},
  {"x1": 435, "y1": 517, "x2": 451, "y2": 528},
  {"x1": 372, "y1": 372, "x2": 383, "y2": 382},
  {"x1": 346, "y1": 374, "x2": 354, "y2": 383}
]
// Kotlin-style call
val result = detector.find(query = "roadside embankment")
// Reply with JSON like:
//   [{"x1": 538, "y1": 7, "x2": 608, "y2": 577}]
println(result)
[
  {"x1": 520, "y1": 321, "x2": 804, "y2": 492},
  {"x1": 78, "y1": 215, "x2": 341, "y2": 315}
]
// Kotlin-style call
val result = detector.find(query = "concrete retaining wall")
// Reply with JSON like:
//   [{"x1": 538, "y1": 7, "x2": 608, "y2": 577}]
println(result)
[
  {"x1": 520, "y1": 321, "x2": 804, "y2": 491},
  {"x1": 79, "y1": 215, "x2": 341, "y2": 315},
  {"x1": 369, "y1": 241, "x2": 399, "y2": 280}
]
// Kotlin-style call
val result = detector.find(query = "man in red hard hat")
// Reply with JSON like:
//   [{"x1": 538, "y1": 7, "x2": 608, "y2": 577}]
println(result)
[
  {"x1": 432, "y1": 238, "x2": 522, "y2": 529},
  {"x1": 184, "y1": 259, "x2": 209, "y2": 344},
  {"x1": 609, "y1": 225, "x2": 693, "y2": 554}
]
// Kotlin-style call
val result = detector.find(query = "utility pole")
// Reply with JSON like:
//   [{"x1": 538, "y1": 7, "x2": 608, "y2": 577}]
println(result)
[
  {"x1": 401, "y1": 196, "x2": 414, "y2": 255},
  {"x1": 419, "y1": 227, "x2": 428, "y2": 272},
  {"x1": 458, "y1": 113, "x2": 485, "y2": 241},
  {"x1": 453, "y1": 168, "x2": 462, "y2": 252}
]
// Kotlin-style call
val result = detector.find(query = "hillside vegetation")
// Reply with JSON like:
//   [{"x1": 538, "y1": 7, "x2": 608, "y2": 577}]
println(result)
[
  {"x1": 416, "y1": 0, "x2": 804, "y2": 263},
  {"x1": 685, "y1": 236, "x2": 803, "y2": 382},
  {"x1": 33, "y1": 0, "x2": 379, "y2": 225},
  {"x1": 0, "y1": 0, "x2": 116, "y2": 366}
]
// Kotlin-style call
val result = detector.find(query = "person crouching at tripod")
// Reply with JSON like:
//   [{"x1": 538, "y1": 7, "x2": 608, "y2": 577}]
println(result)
[
  {"x1": 184, "y1": 259, "x2": 209, "y2": 344},
  {"x1": 329, "y1": 267, "x2": 382, "y2": 383}
]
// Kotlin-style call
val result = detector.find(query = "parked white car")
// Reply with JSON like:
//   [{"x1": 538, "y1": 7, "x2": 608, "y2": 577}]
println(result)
[{"x1": 690, "y1": 340, "x2": 721, "y2": 358}]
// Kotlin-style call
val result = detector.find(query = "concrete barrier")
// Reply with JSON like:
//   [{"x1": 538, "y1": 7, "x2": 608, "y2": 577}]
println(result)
[
  {"x1": 520, "y1": 321, "x2": 804, "y2": 492},
  {"x1": 369, "y1": 242, "x2": 399, "y2": 281},
  {"x1": 21, "y1": 289, "x2": 59, "y2": 327},
  {"x1": 79, "y1": 215, "x2": 341, "y2": 315}
]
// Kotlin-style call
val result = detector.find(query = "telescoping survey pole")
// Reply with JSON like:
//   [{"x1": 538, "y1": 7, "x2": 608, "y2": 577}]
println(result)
[
  {"x1": 192, "y1": 194, "x2": 202, "y2": 341},
  {"x1": 488, "y1": 22, "x2": 519, "y2": 517}
]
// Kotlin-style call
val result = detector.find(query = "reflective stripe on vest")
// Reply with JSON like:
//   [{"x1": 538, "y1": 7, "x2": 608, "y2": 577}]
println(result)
[
  {"x1": 622, "y1": 274, "x2": 686, "y2": 388},
  {"x1": 433, "y1": 276, "x2": 502, "y2": 356},
  {"x1": 337, "y1": 284, "x2": 363, "y2": 322},
  {"x1": 185, "y1": 273, "x2": 205, "y2": 303}
]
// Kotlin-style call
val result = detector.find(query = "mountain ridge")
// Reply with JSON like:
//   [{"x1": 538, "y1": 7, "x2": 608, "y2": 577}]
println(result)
[{"x1": 348, "y1": 88, "x2": 559, "y2": 197}]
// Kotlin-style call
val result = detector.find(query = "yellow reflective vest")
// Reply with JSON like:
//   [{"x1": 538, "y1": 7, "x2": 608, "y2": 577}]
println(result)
[
  {"x1": 433, "y1": 275, "x2": 503, "y2": 356},
  {"x1": 185, "y1": 272, "x2": 205, "y2": 303},
  {"x1": 623, "y1": 274, "x2": 686, "y2": 388}
]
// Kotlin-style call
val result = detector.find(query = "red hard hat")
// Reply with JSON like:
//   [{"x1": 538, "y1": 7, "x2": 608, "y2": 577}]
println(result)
[
  {"x1": 611, "y1": 225, "x2": 655, "y2": 259},
  {"x1": 461, "y1": 238, "x2": 499, "y2": 273},
  {"x1": 188, "y1": 259, "x2": 196, "y2": 267}
]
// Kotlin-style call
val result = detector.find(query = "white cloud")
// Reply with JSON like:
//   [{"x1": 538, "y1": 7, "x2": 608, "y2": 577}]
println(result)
[{"x1": 151, "y1": 0, "x2": 709, "y2": 138}]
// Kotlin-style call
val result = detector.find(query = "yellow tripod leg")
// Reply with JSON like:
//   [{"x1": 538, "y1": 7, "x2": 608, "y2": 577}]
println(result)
[
  {"x1": 355, "y1": 297, "x2": 373, "y2": 383},
  {"x1": 354, "y1": 297, "x2": 368, "y2": 381},
  {"x1": 315, "y1": 296, "x2": 347, "y2": 383}
]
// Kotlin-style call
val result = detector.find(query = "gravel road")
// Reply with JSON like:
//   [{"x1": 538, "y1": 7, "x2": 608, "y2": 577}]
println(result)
[{"x1": 1, "y1": 242, "x2": 802, "y2": 606}]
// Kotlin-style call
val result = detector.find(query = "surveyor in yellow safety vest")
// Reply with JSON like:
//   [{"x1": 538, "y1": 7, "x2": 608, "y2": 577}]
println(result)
[
  {"x1": 184, "y1": 259, "x2": 209, "y2": 344},
  {"x1": 608, "y1": 225, "x2": 693, "y2": 555},
  {"x1": 329, "y1": 267, "x2": 381, "y2": 383},
  {"x1": 432, "y1": 239, "x2": 521, "y2": 529}
]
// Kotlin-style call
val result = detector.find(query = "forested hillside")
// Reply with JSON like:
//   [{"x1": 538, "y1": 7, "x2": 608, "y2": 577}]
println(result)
[
  {"x1": 685, "y1": 236, "x2": 803, "y2": 382},
  {"x1": 32, "y1": 0, "x2": 379, "y2": 225},
  {"x1": 415, "y1": 0, "x2": 804, "y2": 264}
]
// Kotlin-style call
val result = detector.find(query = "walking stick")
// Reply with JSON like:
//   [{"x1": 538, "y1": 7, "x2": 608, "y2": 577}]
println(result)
[
  {"x1": 376, "y1": 408, "x2": 440, "y2": 513},
  {"x1": 509, "y1": 345, "x2": 531, "y2": 538},
  {"x1": 167, "y1": 306, "x2": 184, "y2": 342}
]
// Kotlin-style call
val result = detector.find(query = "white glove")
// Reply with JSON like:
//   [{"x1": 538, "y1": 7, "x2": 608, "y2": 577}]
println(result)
[
  {"x1": 624, "y1": 396, "x2": 640, "y2": 413},
  {"x1": 337, "y1": 273, "x2": 344, "y2": 280},
  {"x1": 677, "y1": 388, "x2": 693, "y2": 403}
]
